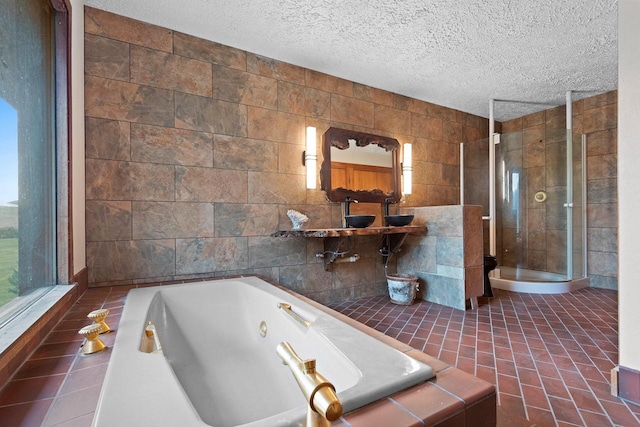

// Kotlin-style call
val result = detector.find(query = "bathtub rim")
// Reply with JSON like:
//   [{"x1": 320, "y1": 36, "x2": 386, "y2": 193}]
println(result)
[{"x1": 92, "y1": 276, "x2": 435, "y2": 427}]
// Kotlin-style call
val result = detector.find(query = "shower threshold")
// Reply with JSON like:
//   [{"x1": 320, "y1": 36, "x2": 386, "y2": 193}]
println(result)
[{"x1": 489, "y1": 266, "x2": 589, "y2": 294}]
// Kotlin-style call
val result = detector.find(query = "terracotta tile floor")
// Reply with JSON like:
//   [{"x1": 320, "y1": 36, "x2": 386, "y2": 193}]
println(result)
[
  {"x1": 0, "y1": 286, "x2": 127, "y2": 427},
  {"x1": 329, "y1": 288, "x2": 640, "y2": 427},
  {"x1": 1, "y1": 285, "x2": 639, "y2": 426}
]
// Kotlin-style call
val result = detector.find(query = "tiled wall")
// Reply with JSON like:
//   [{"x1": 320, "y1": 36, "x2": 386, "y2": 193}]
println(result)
[
  {"x1": 83, "y1": 7, "x2": 489, "y2": 302},
  {"x1": 498, "y1": 92, "x2": 618, "y2": 289},
  {"x1": 398, "y1": 205, "x2": 484, "y2": 310}
]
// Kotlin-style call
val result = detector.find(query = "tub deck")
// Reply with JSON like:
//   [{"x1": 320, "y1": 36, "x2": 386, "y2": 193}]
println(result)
[{"x1": 92, "y1": 276, "x2": 495, "y2": 426}]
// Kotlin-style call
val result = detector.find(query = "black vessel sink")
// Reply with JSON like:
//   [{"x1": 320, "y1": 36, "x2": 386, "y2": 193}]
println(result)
[
  {"x1": 345, "y1": 215, "x2": 375, "y2": 228},
  {"x1": 385, "y1": 215, "x2": 414, "y2": 227}
]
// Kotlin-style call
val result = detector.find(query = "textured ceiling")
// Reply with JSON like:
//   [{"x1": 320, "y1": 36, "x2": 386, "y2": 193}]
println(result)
[{"x1": 84, "y1": 0, "x2": 618, "y2": 121}]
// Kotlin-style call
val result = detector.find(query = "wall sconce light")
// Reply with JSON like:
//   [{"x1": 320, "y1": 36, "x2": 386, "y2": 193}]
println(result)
[
  {"x1": 303, "y1": 126, "x2": 317, "y2": 189},
  {"x1": 402, "y1": 143, "x2": 412, "y2": 195}
]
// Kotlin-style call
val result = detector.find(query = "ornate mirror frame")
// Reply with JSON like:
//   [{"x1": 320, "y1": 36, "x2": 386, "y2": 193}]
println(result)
[{"x1": 320, "y1": 127, "x2": 402, "y2": 203}]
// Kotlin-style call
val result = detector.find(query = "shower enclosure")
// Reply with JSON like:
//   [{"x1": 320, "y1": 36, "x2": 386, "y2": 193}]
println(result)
[{"x1": 462, "y1": 95, "x2": 589, "y2": 293}]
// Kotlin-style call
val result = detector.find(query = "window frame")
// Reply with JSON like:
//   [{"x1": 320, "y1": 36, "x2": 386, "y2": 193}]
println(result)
[
  {"x1": 52, "y1": 0, "x2": 73, "y2": 284},
  {"x1": 0, "y1": 0, "x2": 72, "y2": 322}
]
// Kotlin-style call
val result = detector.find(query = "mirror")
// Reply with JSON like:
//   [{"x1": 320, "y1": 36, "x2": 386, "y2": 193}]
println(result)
[{"x1": 320, "y1": 127, "x2": 402, "y2": 203}]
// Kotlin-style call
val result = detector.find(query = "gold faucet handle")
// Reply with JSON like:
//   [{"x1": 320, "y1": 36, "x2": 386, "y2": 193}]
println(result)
[
  {"x1": 302, "y1": 358, "x2": 316, "y2": 374},
  {"x1": 87, "y1": 309, "x2": 111, "y2": 334},
  {"x1": 78, "y1": 324, "x2": 106, "y2": 355}
]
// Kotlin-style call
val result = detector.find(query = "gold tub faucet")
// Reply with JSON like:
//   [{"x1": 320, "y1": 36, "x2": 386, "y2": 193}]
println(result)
[{"x1": 276, "y1": 341, "x2": 343, "y2": 427}]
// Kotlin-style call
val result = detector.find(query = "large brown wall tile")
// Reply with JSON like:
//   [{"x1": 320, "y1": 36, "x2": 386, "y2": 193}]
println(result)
[
  {"x1": 583, "y1": 103, "x2": 617, "y2": 134},
  {"x1": 583, "y1": 90, "x2": 617, "y2": 110},
  {"x1": 213, "y1": 135, "x2": 278, "y2": 172},
  {"x1": 277, "y1": 81, "x2": 330, "y2": 119},
  {"x1": 353, "y1": 83, "x2": 394, "y2": 107},
  {"x1": 278, "y1": 143, "x2": 305, "y2": 175},
  {"x1": 247, "y1": 237, "x2": 306, "y2": 268},
  {"x1": 175, "y1": 166, "x2": 248, "y2": 203},
  {"x1": 587, "y1": 154, "x2": 617, "y2": 180},
  {"x1": 330, "y1": 94, "x2": 374, "y2": 128},
  {"x1": 523, "y1": 125, "x2": 545, "y2": 168},
  {"x1": 247, "y1": 107, "x2": 305, "y2": 143},
  {"x1": 132, "y1": 202, "x2": 214, "y2": 239},
  {"x1": 85, "y1": 76, "x2": 174, "y2": 126},
  {"x1": 130, "y1": 46, "x2": 213, "y2": 97},
  {"x1": 84, "y1": 34, "x2": 129, "y2": 81},
  {"x1": 85, "y1": 7, "x2": 173, "y2": 52},
  {"x1": 85, "y1": 118, "x2": 130, "y2": 161},
  {"x1": 374, "y1": 105, "x2": 411, "y2": 134},
  {"x1": 305, "y1": 70, "x2": 352, "y2": 97},
  {"x1": 175, "y1": 92, "x2": 248, "y2": 136},
  {"x1": 173, "y1": 32, "x2": 246, "y2": 71},
  {"x1": 176, "y1": 237, "x2": 248, "y2": 274},
  {"x1": 212, "y1": 65, "x2": 277, "y2": 109},
  {"x1": 85, "y1": 201, "x2": 132, "y2": 242},
  {"x1": 131, "y1": 124, "x2": 213, "y2": 167},
  {"x1": 214, "y1": 203, "x2": 279, "y2": 237},
  {"x1": 87, "y1": 239, "x2": 175, "y2": 283},
  {"x1": 248, "y1": 172, "x2": 306, "y2": 204},
  {"x1": 587, "y1": 228, "x2": 618, "y2": 253},
  {"x1": 587, "y1": 129, "x2": 617, "y2": 156},
  {"x1": 86, "y1": 159, "x2": 175, "y2": 201},
  {"x1": 411, "y1": 115, "x2": 442, "y2": 140},
  {"x1": 279, "y1": 263, "x2": 333, "y2": 294},
  {"x1": 246, "y1": 54, "x2": 305, "y2": 85}
]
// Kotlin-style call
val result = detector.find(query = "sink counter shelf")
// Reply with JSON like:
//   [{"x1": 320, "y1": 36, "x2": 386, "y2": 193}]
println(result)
[
  {"x1": 271, "y1": 225, "x2": 426, "y2": 238},
  {"x1": 271, "y1": 225, "x2": 427, "y2": 270}
]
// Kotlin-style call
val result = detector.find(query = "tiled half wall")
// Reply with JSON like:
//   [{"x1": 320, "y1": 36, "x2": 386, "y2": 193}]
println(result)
[
  {"x1": 397, "y1": 205, "x2": 484, "y2": 310},
  {"x1": 83, "y1": 7, "x2": 489, "y2": 302}
]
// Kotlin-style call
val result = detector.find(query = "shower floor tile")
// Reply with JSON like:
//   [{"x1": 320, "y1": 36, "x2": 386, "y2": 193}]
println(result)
[{"x1": 329, "y1": 287, "x2": 640, "y2": 427}]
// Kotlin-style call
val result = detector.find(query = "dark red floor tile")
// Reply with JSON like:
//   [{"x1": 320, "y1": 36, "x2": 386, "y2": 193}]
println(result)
[
  {"x1": 43, "y1": 384, "x2": 102, "y2": 426},
  {"x1": 517, "y1": 368, "x2": 542, "y2": 388},
  {"x1": 13, "y1": 356, "x2": 75, "y2": 380},
  {"x1": 558, "y1": 368, "x2": 590, "y2": 390},
  {"x1": 499, "y1": 393, "x2": 527, "y2": 420},
  {"x1": 600, "y1": 400, "x2": 640, "y2": 426},
  {"x1": 476, "y1": 366, "x2": 496, "y2": 385},
  {"x1": 513, "y1": 353, "x2": 536, "y2": 370},
  {"x1": 497, "y1": 374, "x2": 521, "y2": 396},
  {"x1": 59, "y1": 363, "x2": 109, "y2": 396},
  {"x1": 541, "y1": 376, "x2": 571, "y2": 400},
  {"x1": 526, "y1": 406, "x2": 556, "y2": 426},
  {"x1": 477, "y1": 351, "x2": 495, "y2": 368},
  {"x1": 0, "y1": 399, "x2": 53, "y2": 427},
  {"x1": 495, "y1": 358, "x2": 517, "y2": 377},
  {"x1": 30, "y1": 341, "x2": 83, "y2": 360},
  {"x1": 456, "y1": 356, "x2": 475, "y2": 375},
  {"x1": 548, "y1": 396, "x2": 583, "y2": 425},
  {"x1": 567, "y1": 387, "x2": 604, "y2": 414},
  {"x1": 535, "y1": 360, "x2": 560, "y2": 379},
  {"x1": 579, "y1": 410, "x2": 614, "y2": 427},
  {"x1": 0, "y1": 375, "x2": 65, "y2": 406},
  {"x1": 521, "y1": 384, "x2": 550, "y2": 410}
]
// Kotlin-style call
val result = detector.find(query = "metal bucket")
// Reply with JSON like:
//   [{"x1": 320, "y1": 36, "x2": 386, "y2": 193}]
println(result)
[{"x1": 386, "y1": 274, "x2": 419, "y2": 305}]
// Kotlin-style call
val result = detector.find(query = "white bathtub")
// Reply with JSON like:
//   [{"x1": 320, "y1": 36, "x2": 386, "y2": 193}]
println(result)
[{"x1": 92, "y1": 277, "x2": 434, "y2": 427}]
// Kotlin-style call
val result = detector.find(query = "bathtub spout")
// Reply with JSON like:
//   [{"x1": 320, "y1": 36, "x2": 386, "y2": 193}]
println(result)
[
  {"x1": 276, "y1": 341, "x2": 343, "y2": 427},
  {"x1": 140, "y1": 321, "x2": 163, "y2": 354}
]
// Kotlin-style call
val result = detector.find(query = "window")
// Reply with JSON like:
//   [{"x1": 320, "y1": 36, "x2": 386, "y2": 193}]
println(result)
[{"x1": 0, "y1": 0, "x2": 70, "y2": 321}]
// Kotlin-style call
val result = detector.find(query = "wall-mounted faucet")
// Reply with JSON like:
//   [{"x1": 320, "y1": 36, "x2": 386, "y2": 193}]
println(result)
[
  {"x1": 383, "y1": 198, "x2": 397, "y2": 226},
  {"x1": 344, "y1": 197, "x2": 358, "y2": 227}
]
